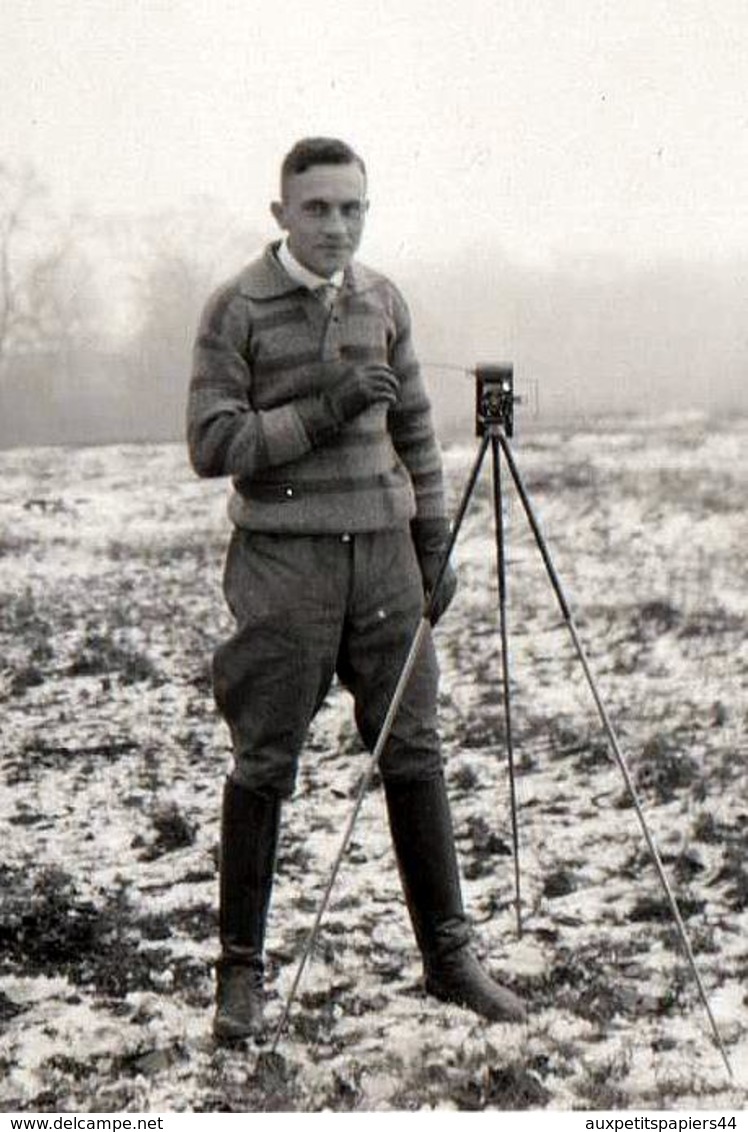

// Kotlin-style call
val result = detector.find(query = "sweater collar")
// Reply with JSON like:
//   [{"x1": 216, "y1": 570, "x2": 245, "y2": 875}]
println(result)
[{"x1": 236, "y1": 241, "x2": 375, "y2": 300}]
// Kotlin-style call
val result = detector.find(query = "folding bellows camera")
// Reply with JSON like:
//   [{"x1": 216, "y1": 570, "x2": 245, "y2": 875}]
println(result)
[{"x1": 475, "y1": 364, "x2": 515, "y2": 437}]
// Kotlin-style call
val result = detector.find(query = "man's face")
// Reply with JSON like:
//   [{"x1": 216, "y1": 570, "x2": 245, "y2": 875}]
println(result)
[{"x1": 271, "y1": 161, "x2": 368, "y2": 278}]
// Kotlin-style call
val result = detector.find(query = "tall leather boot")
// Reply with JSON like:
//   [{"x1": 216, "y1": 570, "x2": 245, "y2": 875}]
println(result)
[
  {"x1": 384, "y1": 774, "x2": 526, "y2": 1023},
  {"x1": 213, "y1": 777, "x2": 281, "y2": 1042}
]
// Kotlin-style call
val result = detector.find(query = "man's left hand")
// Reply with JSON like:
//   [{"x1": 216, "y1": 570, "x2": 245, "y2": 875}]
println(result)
[{"x1": 411, "y1": 517, "x2": 457, "y2": 626}]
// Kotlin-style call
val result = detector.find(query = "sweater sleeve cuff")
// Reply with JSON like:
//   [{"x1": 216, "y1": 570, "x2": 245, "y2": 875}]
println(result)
[{"x1": 258, "y1": 404, "x2": 314, "y2": 466}]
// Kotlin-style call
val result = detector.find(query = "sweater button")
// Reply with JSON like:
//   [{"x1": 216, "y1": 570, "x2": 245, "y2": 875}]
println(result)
[{"x1": 285, "y1": 487, "x2": 294, "y2": 498}]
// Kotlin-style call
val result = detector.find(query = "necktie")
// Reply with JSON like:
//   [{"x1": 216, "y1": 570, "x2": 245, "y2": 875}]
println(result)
[{"x1": 316, "y1": 283, "x2": 338, "y2": 311}]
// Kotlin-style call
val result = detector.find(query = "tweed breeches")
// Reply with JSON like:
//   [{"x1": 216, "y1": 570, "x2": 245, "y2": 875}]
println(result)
[{"x1": 212, "y1": 528, "x2": 442, "y2": 797}]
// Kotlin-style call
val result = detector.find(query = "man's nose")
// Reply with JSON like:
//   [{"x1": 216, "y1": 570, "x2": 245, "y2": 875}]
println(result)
[{"x1": 322, "y1": 207, "x2": 348, "y2": 233}]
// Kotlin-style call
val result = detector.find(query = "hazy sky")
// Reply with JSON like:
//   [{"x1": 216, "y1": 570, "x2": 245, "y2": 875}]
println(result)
[{"x1": 3, "y1": 0, "x2": 748, "y2": 269}]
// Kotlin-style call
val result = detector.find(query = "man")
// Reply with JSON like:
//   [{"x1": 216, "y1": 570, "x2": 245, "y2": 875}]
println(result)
[{"x1": 187, "y1": 137, "x2": 526, "y2": 1041}]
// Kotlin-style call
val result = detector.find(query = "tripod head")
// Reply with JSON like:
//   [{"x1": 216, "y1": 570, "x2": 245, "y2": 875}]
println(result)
[{"x1": 475, "y1": 364, "x2": 516, "y2": 437}]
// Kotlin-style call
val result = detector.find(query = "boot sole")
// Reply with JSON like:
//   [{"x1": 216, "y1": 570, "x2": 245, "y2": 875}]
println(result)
[
  {"x1": 426, "y1": 979, "x2": 527, "y2": 1023},
  {"x1": 213, "y1": 1015, "x2": 265, "y2": 1043}
]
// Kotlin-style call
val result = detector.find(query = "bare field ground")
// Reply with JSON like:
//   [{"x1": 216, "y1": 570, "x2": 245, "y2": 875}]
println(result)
[{"x1": 0, "y1": 413, "x2": 747, "y2": 1112}]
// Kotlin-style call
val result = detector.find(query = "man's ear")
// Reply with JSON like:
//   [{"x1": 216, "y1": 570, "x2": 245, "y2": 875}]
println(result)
[{"x1": 270, "y1": 200, "x2": 286, "y2": 229}]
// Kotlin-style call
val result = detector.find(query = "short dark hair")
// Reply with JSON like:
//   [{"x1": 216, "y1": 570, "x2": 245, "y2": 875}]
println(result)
[{"x1": 280, "y1": 137, "x2": 367, "y2": 196}]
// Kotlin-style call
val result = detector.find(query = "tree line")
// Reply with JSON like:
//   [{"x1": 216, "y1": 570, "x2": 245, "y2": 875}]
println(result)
[
  {"x1": 0, "y1": 161, "x2": 261, "y2": 449},
  {"x1": 1, "y1": 160, "x2": 746, "y2": 450}
]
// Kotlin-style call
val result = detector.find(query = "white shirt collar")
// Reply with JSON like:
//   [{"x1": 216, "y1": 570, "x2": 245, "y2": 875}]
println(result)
[{"x1": 277, "y1": 238, "x2": 344, "y2": 291}]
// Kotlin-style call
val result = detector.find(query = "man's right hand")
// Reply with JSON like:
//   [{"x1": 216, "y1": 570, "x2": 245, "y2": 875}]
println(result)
[
  {"x1": 296, "y1": 364, "x2": 400, "y2": 447},
  {"x1": 325, "y1": 364, "x2": 399, "y2": 422}
]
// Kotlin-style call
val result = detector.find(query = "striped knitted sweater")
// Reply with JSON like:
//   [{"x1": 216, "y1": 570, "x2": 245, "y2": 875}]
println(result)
[{"x1": 187, "y1": 242, "x2": 446, "y2": 534}]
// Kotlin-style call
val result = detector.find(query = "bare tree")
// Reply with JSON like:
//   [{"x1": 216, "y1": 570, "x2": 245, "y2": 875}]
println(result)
[
  {"x1": 0, "y1": 161, "x2": 56, "y2": 366},
  {"x1": 118, "y1": 201, "x2": 264, "y2": 439},
  {"x1": 0, "y1": 161, "x2": 99, "y2": 371}
]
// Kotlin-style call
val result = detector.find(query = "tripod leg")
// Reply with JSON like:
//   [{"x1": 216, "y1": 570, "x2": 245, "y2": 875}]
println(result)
[
  {"x1": 270, "y1": 617, "x2": 431, "y2": 1052},
  {"x1": 495, "y1": 428, "x2": 733, "y2": 1080},
  {"x1": 270, "y1": 434, "x2": 493, "y2": 1051},
  {"x1": 424, "y1": 430, "x2": 492, "y2": 620},
  {"x1": 491, "y1": 433, "x2": 523, "y2": 938}
]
